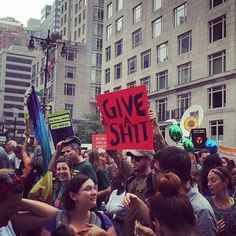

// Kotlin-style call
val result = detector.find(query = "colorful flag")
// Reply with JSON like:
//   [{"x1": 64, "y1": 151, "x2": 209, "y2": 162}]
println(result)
[
  {"x1": 27, "y1": 86, "x2": 51, "y2": 173},
  {"x1": 27, "y1": 86, "x2": 53, "y2": 202}
]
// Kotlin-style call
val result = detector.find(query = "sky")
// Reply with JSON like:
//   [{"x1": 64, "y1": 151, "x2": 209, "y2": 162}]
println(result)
[{"x1": 0, "y1": 0, "x2": 55, "y2": 27}]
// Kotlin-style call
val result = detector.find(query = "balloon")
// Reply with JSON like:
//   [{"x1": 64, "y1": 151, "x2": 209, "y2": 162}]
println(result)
[
  {"x1": 205, "y1": 139, "x2": 218, "y2": 154},
  {"x1": 183, "y1": 139, "x2": 195, "y2": 152},
  {"x1": 169, "y1": 125, "x2": 183, "y2": 142}
]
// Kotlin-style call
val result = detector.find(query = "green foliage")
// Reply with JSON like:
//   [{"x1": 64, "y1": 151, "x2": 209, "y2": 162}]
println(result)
[{"x1": 74, "y1": 114, "x2": 105, "y2": 143}]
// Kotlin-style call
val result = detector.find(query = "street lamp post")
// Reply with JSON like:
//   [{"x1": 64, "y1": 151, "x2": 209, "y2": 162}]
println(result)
[
  {"x1": 28, "y1": 30, "x2": 67, "y2": 116},
  {"x1": 13, "y1": 108, "x2": 19, "y2": 140}
]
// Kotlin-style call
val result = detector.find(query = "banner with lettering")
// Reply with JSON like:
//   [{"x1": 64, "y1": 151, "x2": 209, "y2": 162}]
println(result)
[
  {"x1": 48, "y1": 110, "x2": 74, "y2": 148},
  {"x1": 92, "y1": 134, "x2": 107, "y2": 150},
  {"x1": 96, "y1": 85, "x2": 153, "y2": 150}
]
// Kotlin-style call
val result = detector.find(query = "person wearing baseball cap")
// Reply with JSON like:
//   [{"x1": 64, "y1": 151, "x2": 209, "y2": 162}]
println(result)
[
  {"x1": 107, "y1": 148, "x2": 155, "y2": 236},
  {"x1": 49, "y1": 136, "x2": 97, "y2": 184}
]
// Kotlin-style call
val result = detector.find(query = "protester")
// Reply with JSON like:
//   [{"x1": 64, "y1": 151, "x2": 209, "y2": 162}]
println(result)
[
  {"x1": 135, "y1": 173, "x2": 196, "y2": 236},
  {"x1": 88, "y1": 150, "x2": 111, "y2": 209},
  {"x1": 231, "y1": 167, "x2": 236, "y2": 198},
  {"x1": 41, "y1": 174, "x2": 116, "y2": 236},
  {"x1": 0, "y1": 168, "x2": 58, "y2": 236},
  {"x1": 221, "y1": 157, "x2": 235, "y2": 171},
  {"x1": 0, "y1": 145, "x2": 9, "y2": 168},
  {"x1": 49, "y1": 136, "x2": 97, "y2": 184},
  {"x1": 207, "y1": 166, "x2": 236, "y2": 236},
  {"x1": 105, "y1": 171, "x2": 126, "y2": 236},
  {"x1": 198, "y1": 149, "x2": 210, "y2": 166},
  {"x1": 108, "y1": 149, "x2": 155, "y2": 236},
  {"x1": 197, "y1": 154, "x2": 222, "y2": 196},
  {"x1": 5, "y1": 140, "x2": 20, "y2": 171},
  {"x1": 153, "y1": 146, "x2": 217, "y2": 236},
  {"x1": 14, "y1": 132, "x2": 42, "y2": 198},
  {"x1": 51, "y1": 158, "x2": 72, "y2": 209}
]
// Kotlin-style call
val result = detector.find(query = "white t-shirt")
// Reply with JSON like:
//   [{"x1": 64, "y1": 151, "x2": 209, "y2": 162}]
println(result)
[
  {"x1": 0, "y1": 221, "x2": 16, "y2": 236},
  {"x1": 106, "y1": 190, "x2": 126, "y2": 215}
]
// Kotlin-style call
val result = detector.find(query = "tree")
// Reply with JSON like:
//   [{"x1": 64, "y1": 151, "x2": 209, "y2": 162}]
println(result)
[{"x1": 74, "y1": 114, "x2": 105, "y2": 143}]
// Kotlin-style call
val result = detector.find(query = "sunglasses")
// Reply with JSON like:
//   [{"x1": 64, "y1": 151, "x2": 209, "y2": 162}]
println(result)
[{"x1": 130, "y1": 156, "x2": 148, "y2": 162}]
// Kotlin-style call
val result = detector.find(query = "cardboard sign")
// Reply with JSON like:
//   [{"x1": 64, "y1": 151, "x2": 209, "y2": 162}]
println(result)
[
  {"x1": 96, "y1": 85, "x2": 153, "y2": 150},
  {"x1": 92, "y1": 134, "x2": 107, "y2": 150},
  {"x1": 191, "y1": 128, "x2": 207, "y2": 150},
  {"x1": 48, "y1": 110, "x2": 74, "y2": 148}
]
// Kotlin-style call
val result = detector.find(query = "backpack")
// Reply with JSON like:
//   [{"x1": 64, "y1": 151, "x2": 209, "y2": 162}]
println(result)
[{"x1": 56, "y1": 209, "x2": 106, "y2": 230}]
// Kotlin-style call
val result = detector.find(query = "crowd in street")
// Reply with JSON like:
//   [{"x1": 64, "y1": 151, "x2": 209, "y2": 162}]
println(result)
[{"x1": 1, "y1": 111, "x2": 236, "y2": 236}]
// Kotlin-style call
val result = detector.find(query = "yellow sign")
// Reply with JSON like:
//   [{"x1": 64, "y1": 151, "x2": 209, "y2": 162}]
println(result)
[{"x1": 183, "y1": 116, "x2": 199, "y2": 132}]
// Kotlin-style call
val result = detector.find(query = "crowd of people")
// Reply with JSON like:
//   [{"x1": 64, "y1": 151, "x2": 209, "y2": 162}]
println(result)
[{"x1": 1, "y1": 111, "x2": 236, "y2": 236}]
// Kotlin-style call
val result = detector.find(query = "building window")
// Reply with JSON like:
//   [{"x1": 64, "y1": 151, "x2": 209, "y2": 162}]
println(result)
[
  {"x1": 208, "y1": 50, "x2": 226, "y2": 75},
  {"x1": 210, "y1": 120, "x2": 223, "y2": 140},
  {"x1": 95, "y1": 86, "x2": 101, "y2": 96},
  {"x1": 82, "y1": 24, "x2": 85, "y2": 34},
  {"x1": 66, "y1": 50, "x2": 77, "y2": 61},
  {"x1": 116, "y1": 0, "x2": 123, "y2": 12},
  {"x1": 210, "y1": 0, "x2": 226, "y2": 8},
  {"x1": 116, "y1": 16, "x2": 123, "y2": 34},
  {"x1": 105, "y1": 46, "x2": 111, "y2": 62},
  {"x1": 106, "y1": 24, "x2": 112, "y2": 40},
  {"x1": 132, "y1": 29, "x2": 142, "y2": 48},
  {"x1": 64, "y1": 84, "x2": 75, "y2": 96},
  {"x1": 157, "y1": 42, "x2": 168, "y2": 63},
  {"x1": 140, "y1": 76, "x2": 150, "y2": 93},
  {"x1": 65, "y1": 104, "x2": 73, "y2": 118},
  {"x1": 152, "y1": 17, "x2": 162, "y2": 38},
  {"x1": 93, "y1": 9, "x2": 104, "y2": 21},
  {"x1": 91, "y1": 69, "x2": 101, "y2": 83},
  {"x1": 65, "y1": 66, "x2": 76, "y2": 79},
  {"x1": 92, "y1": 38, "x2": 103, "y2": 50},
  {"x1": 128, "y1": 56, "x2": 137, "y2": 75},
  {"x1": 115, "y1": 39, "x2": 123, "y2": 57},
  {"x1": 105, "y1": 68, "x2": 110, "y2": 83},
  {"x1": 74, "y1": 17, "x2": 77, "y2": 27},
  {"x1": 153, "y1": 0, "x2": 162, "y2": 11},
  {"x1": 133, "y1": 4, "x2": 141, "y2": 23},
  {"x1": 107, "y1": 3, "x2": 112, "y2": 19},
  {"x1": 178, "y1": 31, "x2": 192, "y2": 54},
  {"x1": 208, "y1": 85, "x2": 226, "y2": 109},
  {"x1": 156, "y1": 98, "x2": 167, "y2": 122},
  {"x1": 174, "y1": 2, "x2": 187, "y2": 27},
  {"x1": 127, "y1": 81, "x2": 136, "y2": 88},
  {"x1": 83, "y1": 10, "x2": 86, "y2": 20},
  {"x1": 113, "y1": 86, "x2": 122, "y2": 91},
  {"x1": 209, "y1": 15, "x2": 226, "y2": 43},
  {"x1": 78, "y1": 14, "x2": 81, "y2": 24},
  {"x1": 141, "y1": 49, "x2": 151, "y2": 69},
  {"x1": 93, "y1": 23, "x2": 103, "y2": 36},
  {"x1": 178, "y1": 62, "x2": 191, "y2": 84},
  {"x1": 92, "y1": 53, "x2": 102, "y2": 67},
  {"x1": 114, "y1": 63, "x2": 122, "y2": 79},
  {"x1": 156, "y1": 70, "x2": 168, "y2": 90},
  {"x1": 178, "y1": 93, "x2": 191, "y2": 111}
]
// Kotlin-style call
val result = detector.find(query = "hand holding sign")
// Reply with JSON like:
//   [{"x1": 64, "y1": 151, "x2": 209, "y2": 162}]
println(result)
[{"x1": 96, "y1": 85, "x2": 153, "y2": 150}]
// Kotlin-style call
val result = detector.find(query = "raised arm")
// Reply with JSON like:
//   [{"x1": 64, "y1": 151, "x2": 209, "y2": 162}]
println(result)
[
  {"x1": 48, "y1": 141, "x2": 63, "y2": 172},
  {"x1": 148, "y1": 108, "x2": 167, "y2": 153},
  {"x1": 12, "y1": 198, "x2": 58, "y2": 233}
]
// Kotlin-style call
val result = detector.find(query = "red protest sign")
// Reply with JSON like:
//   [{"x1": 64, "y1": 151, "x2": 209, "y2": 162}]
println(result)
[
  {"x1": 96, "y1": 85, "x2": 153, "y2": 150},
  {"x1": 92, "y1": 134, "x2": 107, "y2": 150}
]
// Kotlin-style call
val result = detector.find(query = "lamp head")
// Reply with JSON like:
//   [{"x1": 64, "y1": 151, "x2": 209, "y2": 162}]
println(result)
[{"x1": 28, "y1": 36, "x2": 35, "y2": 52}]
